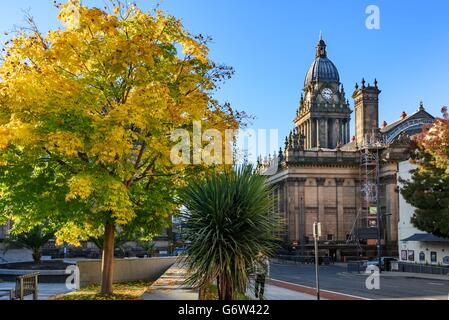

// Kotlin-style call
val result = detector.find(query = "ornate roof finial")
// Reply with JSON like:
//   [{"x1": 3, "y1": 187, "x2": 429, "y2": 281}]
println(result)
[
  {"x1": 278, "y1": 148, "x2": 284, "y2": 162},
  {"x1": 418, "y1": 101, "x2": 425, "y2": 111},
  {"x1": 374, "y1": 78, "x2": 378, "y2": 88},
  {"x1": 355, "y1": 82, "x2": 359, "y2": 90},
  {"x1": 361, "y1": 78, "x2": 366, "y2": 88},
  {"x1": 316, "y1": 32, "x2": 327, "y2": 58}
]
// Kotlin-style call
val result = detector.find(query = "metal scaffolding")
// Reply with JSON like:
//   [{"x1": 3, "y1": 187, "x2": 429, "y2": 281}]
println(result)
[{"x1": 348, "y1": 131, "x2": 385, "y2": 251}]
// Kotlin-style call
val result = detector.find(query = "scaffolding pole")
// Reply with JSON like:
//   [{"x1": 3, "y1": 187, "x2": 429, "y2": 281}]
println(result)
[{"x1": 348, "y1": 131, "x2": 385, "y2": 261}]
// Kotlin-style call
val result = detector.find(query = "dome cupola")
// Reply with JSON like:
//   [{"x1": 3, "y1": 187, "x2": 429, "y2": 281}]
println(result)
[{"x1": 304, "y1": 33, "x2": 340, "y2": 87}]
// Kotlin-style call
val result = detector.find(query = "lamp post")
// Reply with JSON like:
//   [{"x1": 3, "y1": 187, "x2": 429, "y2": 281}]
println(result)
[{"x1": 313, "y1": 222, "x2": 322, "y2": 300}]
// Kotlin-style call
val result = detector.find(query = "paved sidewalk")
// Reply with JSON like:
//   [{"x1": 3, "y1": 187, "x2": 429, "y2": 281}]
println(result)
[
  {"x1": 0, "y1": 249, "x2": 33, "y2": 264},
  {"x1": 0, "y1": 282, "x2": 72, "y2": 300},
  {"x1": 247, "y1": 282, "x2": 318, "y2": 300},
  {"x1": 142, "y1": 263, "x2": 198, "y2": 300},
  {"x1": 142, "y1": 264, "x2": 318, "y2": 301}
]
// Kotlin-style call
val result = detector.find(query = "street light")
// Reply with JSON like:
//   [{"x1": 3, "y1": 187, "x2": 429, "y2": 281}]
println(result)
[{"x1": 313, "y1": 222, "x2": 322, "y2": 300}]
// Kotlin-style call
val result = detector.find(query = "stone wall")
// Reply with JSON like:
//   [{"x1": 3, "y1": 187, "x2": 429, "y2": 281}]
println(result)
[{"x1": 77, "y1": 257, "x2": 177, "y2": 287}]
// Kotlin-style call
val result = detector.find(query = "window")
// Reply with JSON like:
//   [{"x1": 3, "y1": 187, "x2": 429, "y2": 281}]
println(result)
[
  {"x1": 431, "y1": 251, "x2": 437, "y2": 263},
  {"x1": 408, "y1": 250, "x2": 415, "y2": 262},
  {"x1": 401, "y1": 250, "x2": 407, "y2": 261},
  {"x1": 419, "y1": 252, "x2": 425, "y2": 262},
  {"x1": 327, "y1": 234, "x2": 334, "y2": 241}
]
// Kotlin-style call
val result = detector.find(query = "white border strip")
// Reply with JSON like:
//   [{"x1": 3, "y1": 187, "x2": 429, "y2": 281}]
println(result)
[{"x1": 270, "y1": 278, "x2": 372, "y2": 300}]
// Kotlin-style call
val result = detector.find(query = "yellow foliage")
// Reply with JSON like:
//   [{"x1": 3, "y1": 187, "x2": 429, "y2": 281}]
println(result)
[
  {"x1": 55, "y1": 222, "x2": 87, "y2": 246},
  {"x1": 0, "y1": 0, "x2": 239, "y2": 244},
  {"x1": 47, "y1": 132, "x2": 84, "y2": 158},
  {"x1": 66, "y1": 175, "x2": 94, "y2": 201}
]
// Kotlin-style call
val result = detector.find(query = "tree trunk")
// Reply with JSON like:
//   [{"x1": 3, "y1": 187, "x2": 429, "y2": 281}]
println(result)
[
  {"x1": 217, "y1": 276, "x2": 222, "y2": 300},
  {"x1": 32, "y1": 248, "x2": 41, "y2": 264},
  {"x1": 101, "y1": 222, "x2": 115, "y2": 295},
  {"x1": 219, "y1": 275, "x2": 233, "y2": 300},
  {"x1": 224, "y1": 283, "x2": 233, "y2": 300}
]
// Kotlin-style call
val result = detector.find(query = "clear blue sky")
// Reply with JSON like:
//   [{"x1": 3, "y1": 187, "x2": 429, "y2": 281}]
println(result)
[{"x1": 1, "y1": 0, "x2": 449, "y2": 157}]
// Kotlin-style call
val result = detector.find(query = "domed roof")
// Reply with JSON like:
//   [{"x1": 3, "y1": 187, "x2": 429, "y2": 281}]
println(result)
[{"x1": 304, "y1": 35, "x2": 340, "y2": 86}]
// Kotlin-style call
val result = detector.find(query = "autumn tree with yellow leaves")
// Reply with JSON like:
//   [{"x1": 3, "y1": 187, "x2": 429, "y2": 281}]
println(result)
[{"x1": 0, "y1": 0, "x2": 241, "y2": 294}]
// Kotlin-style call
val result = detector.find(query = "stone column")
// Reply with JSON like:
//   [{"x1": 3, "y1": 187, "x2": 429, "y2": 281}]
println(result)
[
  {"x1": 316, "y1": 119, "x2": 320, "y2": 148},
  {"x1": 345, "y1": 120, "x2": 351, "y2": 143},
  {"x1": 294, "y1": 179, "x2": 300, "y2": 241},
  {"x1": 285, "y1": 181, "x2": 294, "y2": 241},
  {"x1": 308, "y1": 120, "x2": 312, "y2": 149},
  {"x1": 329, "y1": 119, "x2": 335, "y2": 147},
  {"x1": 298, "y1": 178, "x2": 306, "y2": 255},
  {"x1": 340, "y1": 120, "x2": 344, "y2": 144},
  {"x1": 303, "y1": 122, "x2": 307, "y2": 149},
  {"x1": 303, "y1": 124, "x2": 306, "y2": 148},
  {"x1": 336, "y1": 179, "x2": 345, "y2": 241},
  {"x1": 335, "y1": 119, "x2": 341, "y2": 146},
  {"x1": 384, "y1": 175, "x2": 399, "y2": 249},
  {"x1": 324, "y1": 119, "x2": 328, "y2": 148},
  {"x1": 311, "y1": 119, "x2": 314, "y2": 149},
  {"x1": 329, "y1": 119, "x2": 337, "y2": 148},
  {"x1": 311, "y1": 119, "x2": 316, "y2": 149},
  {"x1": 307, "y1": 120, "x2": 311, "y2": 149},
  {"x1": 317, "y1": 178, "x2": 326, "y2": 223},
  {"x1": 306, "y1": 120, "x2": 310, "y2": 149}
]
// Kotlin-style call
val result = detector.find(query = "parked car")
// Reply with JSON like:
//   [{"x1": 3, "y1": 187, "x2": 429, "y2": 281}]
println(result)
[
  {"x1": 175, "y1": 247, "x2": 186, "y2": 256},
  {"x1": 364, "y1": 257, "x2": 398, "y2": 271}
]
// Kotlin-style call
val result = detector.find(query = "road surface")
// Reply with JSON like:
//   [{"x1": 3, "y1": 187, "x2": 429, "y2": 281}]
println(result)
[{"x1": 270, "y1": 263, "x2": 449, "y2": 300}]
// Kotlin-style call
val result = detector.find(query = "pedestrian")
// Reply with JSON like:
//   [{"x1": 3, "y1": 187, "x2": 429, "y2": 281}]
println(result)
[{"x1": 254, "y1": 253, "x2": 270, "y2": 300}]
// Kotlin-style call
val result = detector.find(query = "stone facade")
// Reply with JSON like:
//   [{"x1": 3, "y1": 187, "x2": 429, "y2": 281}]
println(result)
[{"x1": 259, "y1": 36, "x2": 434, "y2": 256}]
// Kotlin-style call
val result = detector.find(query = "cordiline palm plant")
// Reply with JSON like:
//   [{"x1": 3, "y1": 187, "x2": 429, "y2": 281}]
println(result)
[
  {"x1": 5, "y1": 225, "x2": 54, "y2": 264},
  {"x1": 180, "y1": 165, "x2": 280, "y2": 300}
]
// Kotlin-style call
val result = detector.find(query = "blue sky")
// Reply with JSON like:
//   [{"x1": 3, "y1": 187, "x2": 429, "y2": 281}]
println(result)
[{"x1": 1, "y1": 0, "x2": 449, "y2": 157}]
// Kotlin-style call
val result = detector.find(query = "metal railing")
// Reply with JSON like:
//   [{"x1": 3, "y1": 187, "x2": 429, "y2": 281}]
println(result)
[
  {"x1": 275, "y1": 255, "x2": 332, "y2": 265},
  {"x1": 396, "y1": 262, "x2": 449, "y2": 275},
  {"x1": 347, "y1": 262, "x2": 365, "y2": 273}
]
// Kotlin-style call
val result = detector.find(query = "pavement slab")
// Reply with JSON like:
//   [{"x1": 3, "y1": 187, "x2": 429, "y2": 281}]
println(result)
[
  {"x1": 142, "y1": 264, "x2": 199, "y2": 300},
  {"x1": 0, "y1": 282, "x2": 73, "y2": 300},
  {"x1": 247, "y1": 282, "x2": 318, "y2": 300}
]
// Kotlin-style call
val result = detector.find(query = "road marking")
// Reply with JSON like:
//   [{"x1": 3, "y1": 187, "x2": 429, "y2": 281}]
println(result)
[
  {"x1": 428, "y1": 282, "x2": 444, "y2": 286},
  {"x1": 423, "y1": 298, "x2": 437, "y2": 300},
  {"x1": 269, "y1": 278, "x2": 372, "y2": 300}
]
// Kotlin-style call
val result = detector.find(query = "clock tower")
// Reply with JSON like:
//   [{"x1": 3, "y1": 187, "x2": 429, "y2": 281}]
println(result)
[{"x1": 294, "y1": 34, "x2": 352, "y2": 149}]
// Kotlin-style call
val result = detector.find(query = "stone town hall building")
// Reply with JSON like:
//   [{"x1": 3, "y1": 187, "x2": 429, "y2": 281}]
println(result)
[{"x1": 259, "y1": 36, "x2": 434, "y2": 258}]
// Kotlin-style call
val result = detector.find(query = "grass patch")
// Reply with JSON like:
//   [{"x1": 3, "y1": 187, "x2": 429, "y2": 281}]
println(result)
[
  {"x1": 201, "y1": 284, "x2": 251, "y2": 300},
  {"x1": 53, "y1": 281, "x2": 153, "y2": 300}
]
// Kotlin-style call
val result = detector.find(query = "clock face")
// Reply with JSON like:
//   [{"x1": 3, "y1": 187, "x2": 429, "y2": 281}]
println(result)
[{"x1": 321, "y1": 88, "x2": 333, "y2": 101}]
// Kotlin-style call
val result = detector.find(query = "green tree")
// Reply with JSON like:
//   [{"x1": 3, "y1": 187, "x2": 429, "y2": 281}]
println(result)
[
  {"x1": 0, "y1": 1, "x2": 240, "y2": 294},
  {"x1": 4, "y1": 226, "x2": 54, "y2": 264},
  {"x1": 401, "y1": 143, "x2": 449, "y2": 238},
  {"x1": 401, "y1": 111, "x2": 449, "y2": 238},
  {"x1": 180, "y1": 165, "x2": 280, "y2": 300}
]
